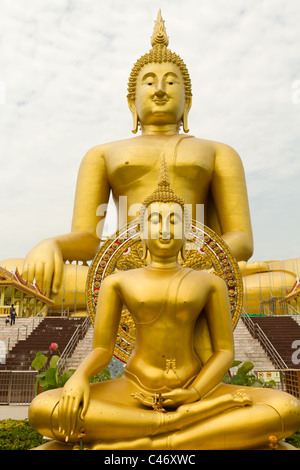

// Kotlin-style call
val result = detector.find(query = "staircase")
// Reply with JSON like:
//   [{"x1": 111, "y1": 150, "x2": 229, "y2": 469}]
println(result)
[
  {"x1": 0, "y1": 316, "x2": 85, "y2": 371},
  {"x1": 65, "y1": 325, "x2": 94, "y2": 369},
  {"x1": 247, "y1": 315, "x2": 300, "y2": 369},
  {"x1": 0, "y1": 316, "x2": 41, "y2": 344},
  {"x1": 233, "y1": 319, "x2": 275, "y2": 370}
]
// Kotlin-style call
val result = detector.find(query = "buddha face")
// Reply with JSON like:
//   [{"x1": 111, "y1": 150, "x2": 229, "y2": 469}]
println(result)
[
  {"x1": 142, "y1": 202, "x2": 185, "y2": 258},
  {"x1": 129, "y1": 62, "x2": 191, "y2": 129}
]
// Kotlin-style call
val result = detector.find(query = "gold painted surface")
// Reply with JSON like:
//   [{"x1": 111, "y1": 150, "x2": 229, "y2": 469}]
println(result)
[
  {"x1": 86, "y1": 219, "x2": 243, "y2": 363},
  {"x1": 28, "y1": 157, "x2": 300, "y2": 451}
]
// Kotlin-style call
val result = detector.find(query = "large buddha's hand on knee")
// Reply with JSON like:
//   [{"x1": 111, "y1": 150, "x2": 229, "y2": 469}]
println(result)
[
  {"x1": 57, "y1": 374, "x2": 90, "y2": 442},
  {"x1": 22, "y1": 238, "x2": 63, "y2": 295}
]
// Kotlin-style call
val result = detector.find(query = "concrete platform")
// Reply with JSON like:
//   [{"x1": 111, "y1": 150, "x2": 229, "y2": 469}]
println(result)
[{"x1": 0, "y1": 405, "x2": 29, "y2": 420}]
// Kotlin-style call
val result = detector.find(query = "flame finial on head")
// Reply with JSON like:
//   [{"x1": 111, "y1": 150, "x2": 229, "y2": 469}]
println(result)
[
  {"x1": 151, "y1": 10, "x2": 169, "y2": 48},
  {"x1": 138, "y1": 157, "x2": 191, "y2": 234},
  {"x1": 157, "y1": 155, "x2": 171, "y2": 187},
  {"x1": 142, "y1": 156, "x2": 184, "y2": 208}
]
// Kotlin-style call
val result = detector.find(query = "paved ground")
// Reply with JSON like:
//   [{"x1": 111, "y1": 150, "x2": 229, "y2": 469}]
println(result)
[{"x1": 0, "y1": 405, "x2": 29, "y2": 420}]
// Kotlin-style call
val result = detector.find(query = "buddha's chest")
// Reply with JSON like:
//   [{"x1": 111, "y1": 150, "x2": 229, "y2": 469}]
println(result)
[
  {"x1": 105, "y1": 139, "x2": 215, "y2": 191},
  {"x1": 120, "y1": 273, "x2": 203, "y2": 325}
]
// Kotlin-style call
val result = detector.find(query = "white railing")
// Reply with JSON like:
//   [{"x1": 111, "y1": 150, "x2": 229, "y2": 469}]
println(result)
[
  {"x1": 287, "y1": 304, "x2": 300, "y2": 315},
  {"x1": 57, "y1": 315, "x2": 91, "y2": 374},
  {"x1": 260, "y1": 305, "x2": 274, "y2": 316},
  {"x1": 241, "y1": 312, "x2": 288, "y2": 370},
  {"x1": 61, "y1": 307, "x2": 70, "y2": 317}
]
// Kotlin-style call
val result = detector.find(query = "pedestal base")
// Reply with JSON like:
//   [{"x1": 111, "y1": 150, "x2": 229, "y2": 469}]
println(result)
[{"x1": 31, "y1": 439, "x2": 299, "y2": 450}]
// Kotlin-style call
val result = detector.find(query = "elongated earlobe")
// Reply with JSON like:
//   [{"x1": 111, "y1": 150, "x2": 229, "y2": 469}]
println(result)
[
  {"x1": 140, "y1": 237, "x2": 148, "y2": 261},
  {"x1": 182, "y1": 97, "x2": 192, "y2": 134},
  {"x1": 182, "y1": 109, "x2": 189, "y2": 134},
  {"x1": 131, "y1": 109, "x2": 139, "y2": 134},
  {"x1": 127, "y1": 96, "x2": 139, "y2": 134}
]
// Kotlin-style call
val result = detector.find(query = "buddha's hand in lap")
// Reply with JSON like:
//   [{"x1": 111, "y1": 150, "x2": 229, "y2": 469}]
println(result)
[
  {"x1": 231, "y1": 390, "x2": 252, "y2": 406},
  {"x1": 22, "y1": 238, "x2": 63, "y2": 294},
  {"x1": 132, "y1": 388, "x2": 199, "y2": 409},
  {"x1": 57, "y1": 374, "x2": 90, "y2": 442}
]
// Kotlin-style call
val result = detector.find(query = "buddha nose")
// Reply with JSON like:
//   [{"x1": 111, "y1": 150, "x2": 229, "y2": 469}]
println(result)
[
  {"x1": 155, "y1": 80, "x2": 166, "y2": 97},
  {"x1": 160, "y1": 219, "x2": 170, "y2": 239}
]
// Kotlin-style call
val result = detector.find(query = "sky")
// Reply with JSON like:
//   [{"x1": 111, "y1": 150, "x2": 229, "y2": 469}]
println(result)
[{"x1": 0, "y1": 0, "x2": 300, "y2": 265}]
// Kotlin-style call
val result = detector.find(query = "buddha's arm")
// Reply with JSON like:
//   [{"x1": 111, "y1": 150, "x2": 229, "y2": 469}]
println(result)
[
  {"x1": 71, "y1": 145, "x2": 111, "y2": 246},
  {"x1": 22, "y1": 146, "x2": 110, "y2": 293},
  {"x1": 188, "y1": 275, "x2": 234, "y2": 399},
  {"x1": 52, "y1": 144, "x2": 111, "y2": 260},
  {"x1": 58, "y1": 275, "x2": 122, "y2": 441},
  {"x1": 211, "y1": 143, "x2": 253, "y2": 262}
]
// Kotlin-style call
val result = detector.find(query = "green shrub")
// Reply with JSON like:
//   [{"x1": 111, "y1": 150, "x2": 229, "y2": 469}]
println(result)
[
  {"x1": 89, "y1": 367, "x2": 112, "y2": 383},
  {"x1": 223, "y1": 360, "x2": 276, "y2": 388},
  {"x1": 0, "y1": 419, "x2": 47, "y2": 450},
  {"x1": 286, "y1": 430, "x2": 300, "y2": 448}
]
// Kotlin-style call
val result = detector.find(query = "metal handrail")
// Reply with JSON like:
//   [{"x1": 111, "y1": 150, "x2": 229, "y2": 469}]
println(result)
[
  {"x1": 261, "y1": 306, "x2": 273, "y2": 316},
  {"x1": 57, "y1": 315, "x2": 91, "y2": 373},
  {"x1": 288, "y1": 305, "x2": 300, "y2": 315},
  {"x1": 61, "y1": 307, "x2": 70, "y2": 318},
  {"x1": 3, "y1": 307, "x2": 46, "y2": 353},
  {"x1": 242, "y1": 312, "x2": 288, "y2": 370}
]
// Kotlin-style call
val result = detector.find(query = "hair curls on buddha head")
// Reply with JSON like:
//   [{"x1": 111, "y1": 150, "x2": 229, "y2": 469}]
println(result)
[{"x1": 127, "y1": 10, "x2": 192, "y2": 133}]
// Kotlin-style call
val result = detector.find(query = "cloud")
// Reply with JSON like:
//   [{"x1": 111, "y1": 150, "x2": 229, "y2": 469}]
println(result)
[{"x1": 0, "y1": 0, "x2": 299, "y2": 264}]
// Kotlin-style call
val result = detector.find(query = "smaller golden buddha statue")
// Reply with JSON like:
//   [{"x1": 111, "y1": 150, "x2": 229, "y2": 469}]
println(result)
[{"x1": 28, "y1": 161, "x2": 300, "y2": 450}]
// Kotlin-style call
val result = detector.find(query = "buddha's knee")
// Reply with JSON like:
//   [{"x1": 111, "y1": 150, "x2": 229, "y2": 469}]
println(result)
[
  {"x1": 265, "y1": 390, "x2": 300, "y2": 435},
  {"x1": 28, "y1": 389, "x2": 60, "y2": 438}
]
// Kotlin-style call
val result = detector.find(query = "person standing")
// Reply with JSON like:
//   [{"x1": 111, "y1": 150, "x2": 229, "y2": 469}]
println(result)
[{"x1": 10, "y1": 304, "x2": 16, "y2": 326}]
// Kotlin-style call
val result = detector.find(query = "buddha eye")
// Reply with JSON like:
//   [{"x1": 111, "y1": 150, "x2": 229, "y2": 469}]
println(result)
[
  {"x1": 148, "y1": 212, "x2": 160, "y2": 224},
  {"x1": 169, "y1": 212, "x2": 182, "y2": 225}
]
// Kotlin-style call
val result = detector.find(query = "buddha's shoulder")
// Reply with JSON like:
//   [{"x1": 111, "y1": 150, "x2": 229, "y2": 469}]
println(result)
[
  {"x1": 100, "y1": 268, "x2": 144, "y2": 287},
  {"x1": 185, "y1": 268, "x2": 227, "y2": 289},
  {"x1": 182, "y1": 136, "x2": 241, "y2": 159},
  {"x1": 81, "y1": 137, "x2": 133, "y2": 160}
]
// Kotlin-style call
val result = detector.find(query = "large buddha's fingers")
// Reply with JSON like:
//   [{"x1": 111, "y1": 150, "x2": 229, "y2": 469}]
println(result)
[
  {"x1": 28, "y1": 263, "x2": 37, "y2": 284},
  {"x1": 34, "y1": 262, "x2": 44, "y2": 291},
  {"x1": 52, "y1": 250, "x2": 63, "y2": 295},
  {"x1": 22, "y1": 263, "x2": 29, "y2": 281},
  {"x1": 43, "y1": 259, "x2": 55, "y2": 296}
]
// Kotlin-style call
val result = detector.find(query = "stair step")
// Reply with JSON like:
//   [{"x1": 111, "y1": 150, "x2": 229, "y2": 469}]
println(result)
[
  {"x1": 0, "y1": 316, "x2": 87, "y2": 371},
  {"x1": 233, "y1": 319, "x2": 275, "y2": 370}
]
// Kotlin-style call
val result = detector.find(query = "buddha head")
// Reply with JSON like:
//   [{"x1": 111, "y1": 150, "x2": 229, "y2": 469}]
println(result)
[
  {"x1": 138, "y1": 157, "x2": 191, "y2": 260},
  {"x1": 127, "y1": 10, "x2": 192, "y2": 134}
]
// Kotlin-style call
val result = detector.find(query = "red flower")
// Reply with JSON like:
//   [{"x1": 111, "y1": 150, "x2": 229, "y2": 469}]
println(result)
[{"x1": 49, "y1": 342, "x2": 58, "y2": 352}]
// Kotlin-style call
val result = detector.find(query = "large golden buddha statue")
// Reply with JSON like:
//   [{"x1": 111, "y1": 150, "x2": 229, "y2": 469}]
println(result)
[
  {"x1": 28, "y1": 164, "x2": 300, "y2": 450},
  {"x1": 1, "y1": 11, "x2": 298, "y2": 313}
]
